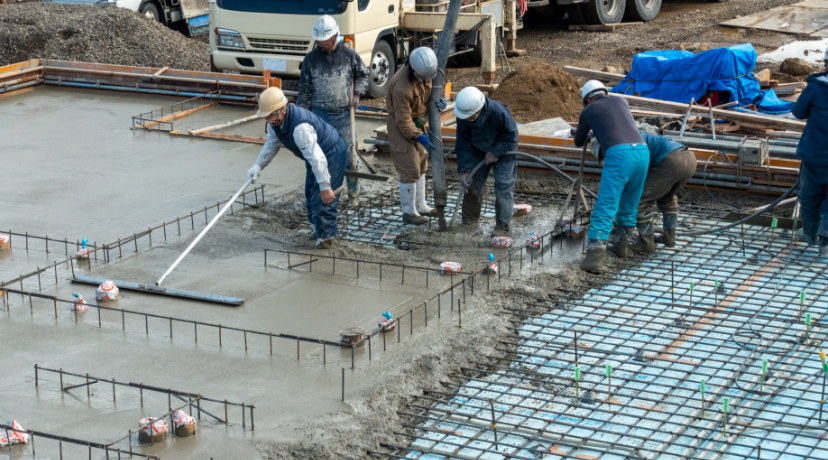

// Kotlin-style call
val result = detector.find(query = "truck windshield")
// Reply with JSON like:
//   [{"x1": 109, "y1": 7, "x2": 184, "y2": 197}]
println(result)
[{"x1": 216, "y1": 0, "x2": 347, "y2": 15}]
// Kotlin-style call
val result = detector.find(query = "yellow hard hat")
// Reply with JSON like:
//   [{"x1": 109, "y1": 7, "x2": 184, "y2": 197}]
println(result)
[{"x1": 256, "y1": 87, "x2": 288, "y2": 118}]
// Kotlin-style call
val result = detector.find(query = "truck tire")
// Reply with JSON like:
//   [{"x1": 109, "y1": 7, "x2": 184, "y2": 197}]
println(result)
[
  {"x1": 566, "y1": 5, "x2": 588, "y2": 25},
  {"x1": 139, "y1": 2, "x2": 163, "y2": 24},
  {"x1": 582, "y1": 0, "x2": 626, "y2": 25},
  {"x1": 624, "y1": 0, "x2": 660, "y2": 22},
  {"x1": 367, "y1": 40, "x2": 394, "y2": 99}
]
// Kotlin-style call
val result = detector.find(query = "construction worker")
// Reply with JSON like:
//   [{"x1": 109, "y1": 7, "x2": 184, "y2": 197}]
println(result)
[
  {"x1": 574, "y1": 80, "x2": 649, "y2": 273},
  {"x1": 386, "y1": 47, "x2": 447, "y2": 226},
  {"x1": 791, "y1": 47, "x2": 828, "y2": 257},
  {"x1": 453, "y1": 87, "x2": 519, "y2": 235},
  {"x1": 626, "y1": 132, "x2": 697, "y2": 254},
  {"x1": 247, "y1": 87, "x2": 347, "y2": 249},
  {"x1": 297, "y1": 15, "x2": 369, "y2": 208}
]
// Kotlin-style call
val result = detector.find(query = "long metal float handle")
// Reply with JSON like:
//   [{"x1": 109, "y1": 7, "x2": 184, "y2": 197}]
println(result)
[{"x1": 156, "y1": 179, "x2": 254, "y2": 286}]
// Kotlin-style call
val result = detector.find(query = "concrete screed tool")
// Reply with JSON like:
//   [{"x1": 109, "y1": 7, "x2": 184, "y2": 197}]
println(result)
[{"x1": 73, "y1": 180, "x2": 254, "y2": 307}]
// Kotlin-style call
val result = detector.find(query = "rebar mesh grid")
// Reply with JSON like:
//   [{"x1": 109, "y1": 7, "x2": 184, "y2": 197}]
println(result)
[
  {"x1": 332, "y1": 182, "x2": 585, "y2": 248},
  {"x1": 376, "y1": 208, "x2": 828, "y2": 460},
  {"x1": 131, "y1": 91, "x2": 218, "y2": 131}
]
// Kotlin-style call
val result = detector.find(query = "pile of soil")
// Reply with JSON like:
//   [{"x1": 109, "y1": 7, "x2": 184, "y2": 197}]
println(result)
[
  {"x1": 0, "y1": 3, "x2": 209, "y2": 70},
  {"x1": 490, "y1": 62, "x2": 583, "y2": 123}
]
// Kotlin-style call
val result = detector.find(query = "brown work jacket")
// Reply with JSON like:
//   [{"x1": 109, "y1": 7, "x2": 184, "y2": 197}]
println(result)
[{"x1": 386, "y1": 64, "x2": 432, "y2": 154}]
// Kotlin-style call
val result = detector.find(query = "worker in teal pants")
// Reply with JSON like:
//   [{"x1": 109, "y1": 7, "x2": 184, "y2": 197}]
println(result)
[{"x1": 574, "y1": 81, "x2": 649, "y2": 273}]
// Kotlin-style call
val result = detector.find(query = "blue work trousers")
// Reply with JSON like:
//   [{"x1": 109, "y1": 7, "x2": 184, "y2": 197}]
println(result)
[
  {"x1": 312, "y1": 108, "x2": 359, "y2": 196},
  {"x1": 305, "y1": 138, "x2": 347, "y2": 239},
  {"x1": 799, "y1": 160, "x2": 828, "y2": 239},
  {"x1": 464, "y1": 155, "x2": 518, "y2": 226},
  {"x1": 587, "y1": 144, "x2": 649, "y2": 241}
]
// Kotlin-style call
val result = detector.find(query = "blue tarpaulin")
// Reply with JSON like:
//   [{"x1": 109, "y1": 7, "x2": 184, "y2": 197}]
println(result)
[{"x1": 610, "y1": 43, "x2": 793, "y2": 114}]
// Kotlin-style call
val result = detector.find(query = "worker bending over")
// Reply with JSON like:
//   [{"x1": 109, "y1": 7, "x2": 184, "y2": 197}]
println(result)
[
  {"x1": 453, "y1": 87, "x2": 519, "y2": 236},
  {"x1": 247, "y1": 88, "x2": 347, "y2": 249},
  {"x1": 574, "y1": 80, "x2": 649, "y2": 273},
  {"x1": 386, "y1": 47, "x2": 447, "y2": 225},
  {"x1": 791, "y1": 47, "x2": 828, "y2": 257},
  {"x1": 297, "y1": 15, "x2": 369, "y2": 208},
  {"x1": 620, "y1": 132, "x2": 696, "y2": 255}
]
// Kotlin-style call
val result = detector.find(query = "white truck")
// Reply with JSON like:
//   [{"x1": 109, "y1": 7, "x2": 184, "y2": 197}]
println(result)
[
  {"x1": 45, "y1": 0, "x2": 210, "y2": 34},
  {"x1": 209, "y1": 0, "x2": 522, "y2": 97}
]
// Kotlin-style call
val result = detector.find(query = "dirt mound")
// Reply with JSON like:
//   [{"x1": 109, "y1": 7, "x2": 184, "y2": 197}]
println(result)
[
  {"x1": 0, "y1": 3, "x2": 208, "y2": 70},
  {"x1": 490, "y1": 62, "x2": 583, "y2": 124}
]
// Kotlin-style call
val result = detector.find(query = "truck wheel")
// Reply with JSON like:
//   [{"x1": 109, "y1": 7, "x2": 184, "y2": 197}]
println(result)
[
  {"x1": 566, "y1": 5, "x2": 588, "y2": 25},
  {"x1": 624, "y1": 0, "x2": 660, "y2": 22},
  {"x1": 582, "y1": 0, "x2": 626, "y2": 25},
  {"x1": 367, "y1": 40, "x2": 394, "y2": 99},
  {"x1": 139, "y1": 2, "x2": 163, "y2": 24}
]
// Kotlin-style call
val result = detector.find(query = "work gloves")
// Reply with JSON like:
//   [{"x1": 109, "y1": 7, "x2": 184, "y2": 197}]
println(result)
[
  {"x1": 350, "y1": 93, "x2": 361, "y2": 109},
  {"x1": 416, "y1": 134, "x2": 431, "y2": 149},
  {"x1": 458, "y1": 171, "x2": 470, "y2": 190},
  {"x1": 248, "y1": 164, "x2": 262, "y2": 182},
  {"x1": 436, "y1": 97, "x2": 448, "y2": 113},
  {"x1": 485, "y1": 151, "x2": 498, "y2": 165}
]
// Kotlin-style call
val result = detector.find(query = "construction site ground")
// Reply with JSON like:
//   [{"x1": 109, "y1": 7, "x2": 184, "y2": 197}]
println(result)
[{"x1": 0, "y1": 1, "x2": 818, "y2": 459}]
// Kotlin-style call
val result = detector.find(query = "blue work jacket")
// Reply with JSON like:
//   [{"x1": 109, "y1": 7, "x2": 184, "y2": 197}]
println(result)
[
  {"x1": 454, "y1": 99, "x2": 519, "y2": 173},
  {"x1": 793, "y1": 72, "x2": 828, "y2": 166}
]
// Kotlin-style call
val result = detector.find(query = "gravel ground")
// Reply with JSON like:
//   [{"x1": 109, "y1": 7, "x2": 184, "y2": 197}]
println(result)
[{"x1": 0, "y1": 3, "x2": 209, "y2": 70}]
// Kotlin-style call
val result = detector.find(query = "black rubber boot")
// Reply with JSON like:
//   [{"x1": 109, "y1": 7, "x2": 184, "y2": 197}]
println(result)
[
  {"x1": 629, "y1": 216, "x2": 655, "y2": 254},
  {"x1": 315, "y1": 238, "x2": 333, "y2": 249},
  {"x1": 461, "y1": 193, "x2": 483, "y2": 225},
  {"x1": 654, "y1": 212, "x2": 678, "y2": 248},
  {"x1": 491, "y1": 223, "x2": 511, "y2": 237},
  {"x1": 819, "y1": 236, "x2": 828, "y2": 258},
  {"x1": 607, "y1": 226, "x2": 634, "y2": 259},
  {"x1": 580, "y1": 239, "x2": 607, "y2": 274},
  {"x1": 402, "y1": 213, "x2": 429, "y2": 226}
]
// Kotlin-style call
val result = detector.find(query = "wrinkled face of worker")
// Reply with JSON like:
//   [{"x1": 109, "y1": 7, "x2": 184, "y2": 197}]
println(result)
[
  {"x1": 265, "y1": 109, "x2": 285, "y2": 126},
  {"x1": 317, "y1": 35, "x2": 338, "y2": 53},
  {"x1": 466, "y1": 109, "x2": 482, "y2": 123}
]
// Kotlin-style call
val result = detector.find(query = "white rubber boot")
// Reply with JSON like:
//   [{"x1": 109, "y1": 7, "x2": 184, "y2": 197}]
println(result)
[
  {"x1": 400, "y1": 181, "x2": 428, "y2": 225},
  {"x1": 415, "y1": 174, "x2": 435, "y2": 215}
]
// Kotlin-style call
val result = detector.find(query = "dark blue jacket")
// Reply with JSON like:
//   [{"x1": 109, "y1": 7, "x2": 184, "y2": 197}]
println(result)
[
  {"x1": 455, "y1": 99, "x2": 519, "y2": 173},
  {"x1": 273, "y1": 104, "x2": 343, "y2": 159},
  {"x1": 640, "y1": 132, "x2": 686, "y2": 166},
  {"x1": 793, "y1": 72, "x2": 828, "y2": 166}
]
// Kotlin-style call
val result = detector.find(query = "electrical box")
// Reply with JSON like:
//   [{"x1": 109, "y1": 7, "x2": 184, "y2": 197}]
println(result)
[{"x1": 737, "y1": 138, "x2": 769, "y2": 166}]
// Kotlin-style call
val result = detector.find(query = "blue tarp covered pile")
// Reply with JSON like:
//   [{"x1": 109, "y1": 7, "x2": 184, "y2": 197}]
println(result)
[{"x1": 610, "y1": 43, "x2": 794, "y2": 114}]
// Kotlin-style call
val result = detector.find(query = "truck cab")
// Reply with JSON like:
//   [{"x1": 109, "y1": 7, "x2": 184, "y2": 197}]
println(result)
[{"x1": 209, "y1": 0, "x2": 400, "y2": 97}]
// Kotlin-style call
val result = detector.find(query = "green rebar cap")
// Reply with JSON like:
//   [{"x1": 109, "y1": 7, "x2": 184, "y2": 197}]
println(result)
[
  {"x1": 801, "y1": 291, "x2": 806, "y2": 302},
  {"x1": 690, "y1": 281, "x2": 695, "y2": 293},
  {"x1": 772, "y1": 217, "x2": 778, "y2": 228},
  {"x1": 575, "y1": 367, "x2": 580, "y2": 381},
  {"x1": 701, "y1": 379, "x2": 706, "y2": 392},
  {"x1": 806, "y1": 313, "x2": 812, "y2": 326},
  {"x1": 723, "y1": 397, "x2": 730, "y2": 412},
  {"x1": 762, "y1": 359, "x2": 768, "y2": 373},
  {"x1": 823, "y1": 363, "x2": 828, "y2": 373},
  {"x1": 605, "y1": 365, "x2": 612, "y2": 377},
  {"x1": 715, "y1": 280, "x2": 719, "y2": 289}
]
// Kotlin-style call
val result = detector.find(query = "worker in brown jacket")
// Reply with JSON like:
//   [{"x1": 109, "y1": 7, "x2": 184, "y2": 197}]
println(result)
[{"x1": 386, "y1": 47, "x2": 447, "y2": 225}]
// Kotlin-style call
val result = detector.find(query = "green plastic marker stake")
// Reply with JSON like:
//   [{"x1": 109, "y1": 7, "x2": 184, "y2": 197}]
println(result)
[
  {"x1": 806, "y1": 313, "x2": 812, "y2": 342},
  {"x1": 723, "y1": 397, "x2": 730, "y2": 434},
  {"x1": 606, "y1": 365, "x2": 612, "y2": 402},
  {"x1": 715, "y1": 279, "x2": 719, "y2": 306},
  {"x1": 761, "y1": 359, "x2": 768, "y2": 391},
  {"x1": 690, "y1": 282, "x2": 695, "y2": 314},
  {"x1": 771, "y1": 217, "x2": 778, "y2": 240},
  {"x1": 800, "y1": 291, "x2": 806, "y2": 320},
  {"x1": 700, "y1": 379, "x2": 706, "y2": 413},
  {"x1": 575, "y1": 366, "x2": 581, "y2": 405}
]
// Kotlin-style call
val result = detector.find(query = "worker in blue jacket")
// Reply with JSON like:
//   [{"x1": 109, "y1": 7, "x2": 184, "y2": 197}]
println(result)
[
  {"x1": 574, "y1": 80, "x2": 649, "y2": 273},
  {"x1": 792, "y1": 49, "x2": 828, "y2": 258},
  {"x1": 453, "y1": 87, "x2": 519, "y2": 236},
  {"x1": 626, "y1": 132, "x2": 696, "y2": 254},
  {"x1": 247, "y1": 88, "x2": 347, "y2": 249}
]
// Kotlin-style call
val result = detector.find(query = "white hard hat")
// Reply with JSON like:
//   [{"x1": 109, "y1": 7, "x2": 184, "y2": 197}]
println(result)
[
  {"x1": 256, "y1": 87, "x2": 288, "y2": 118},
  {"x1": 312, "y1": 15, "x2": 339, "y2": 41},
  {"x1": 581, "y1": 80, "x2": 608, "y2": 104},
  {"x1": 454, "y1": 87, "x2": 486, "y2": 120},
  {"x1": 410, "y1": 47, "x2": 438, "y2": 80}
]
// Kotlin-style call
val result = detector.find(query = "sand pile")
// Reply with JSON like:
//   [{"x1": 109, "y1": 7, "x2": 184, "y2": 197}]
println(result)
[
  {"x1": 490, "y1": 62, "x2": 583, "y2": 124},
  {"x1": 0, "y1": 3, "x2": 209, "y2": 70}
]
